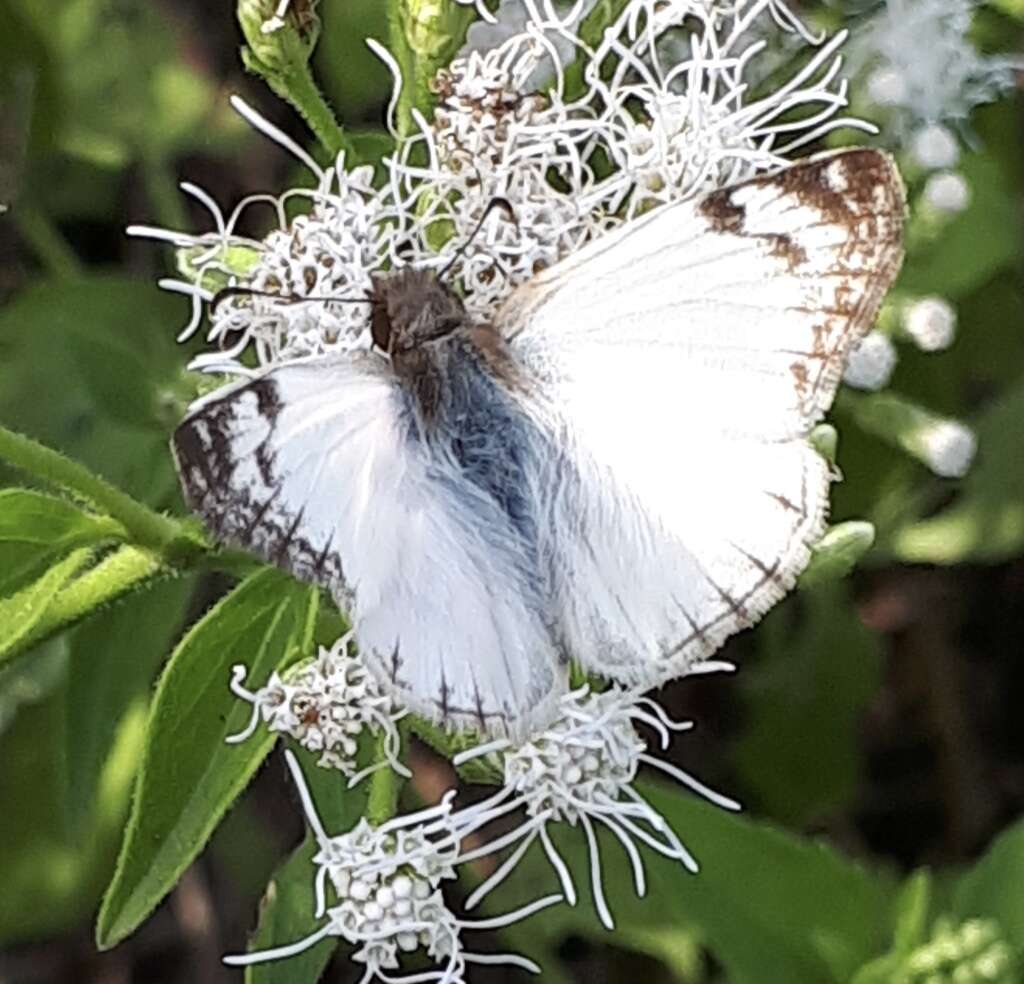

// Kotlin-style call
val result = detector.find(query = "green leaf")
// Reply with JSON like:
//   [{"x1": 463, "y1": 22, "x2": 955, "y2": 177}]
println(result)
[
  {"x1": 244, "y1": 753, "x2": 369, "y2": 984},
  {"x1": 95, "y1": 569, "x2": 319, "y2": 949},
  {"x1": 495, "y1": 782, "x2": 893, "y2": 983},
  {"x1": 799, "y1": 521, "x2": 876, "y2": 589},
  {"x1": 62, "y1": 576, "x2": 194, "y2": 832},
  {"x1": 953, "y1": 818, "x2": 1024, "y2": 947},
  {"x1": 0, "y1": 276, "x2": 188, "y2": 507},
  {"x1": 851, "y1": 870, "x2": 933, "y2": 984},
  {"x1": 0, "y1": 488, "x2": 126, "y2": 596},
  {"x1": 8, "y1": 0, "x2": 236, "y2": 169},
  {"x1": 0, "y1": 548, "x2": 93, "y2": 667},
  {"x1": 0, "y1": 679, "x2": 144, "y2": 944},
  {"x1": 733, "y1": 583, "x2": 884, "y2": 825},
  {"x1": 0, "y1": 637, "x2": 68, "y2": 736}
]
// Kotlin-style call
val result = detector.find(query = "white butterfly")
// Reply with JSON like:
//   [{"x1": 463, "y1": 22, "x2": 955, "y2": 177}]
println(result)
[{"x1": 173, "y1": 149, "x2": 905, "y2": 740}]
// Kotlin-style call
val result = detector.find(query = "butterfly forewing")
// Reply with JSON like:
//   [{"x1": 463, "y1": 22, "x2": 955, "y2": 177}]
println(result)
[
  {"x1": 173, "y1": 357, "x2": 567, "y2": 740},
  {"x1": 498, "y1": 148, "x2": 905, "y2": 686}
]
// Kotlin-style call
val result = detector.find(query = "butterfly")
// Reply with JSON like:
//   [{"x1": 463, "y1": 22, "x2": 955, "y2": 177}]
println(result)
[{"x1": 173, "y1": 148, "x2": 905, "y2": 740}]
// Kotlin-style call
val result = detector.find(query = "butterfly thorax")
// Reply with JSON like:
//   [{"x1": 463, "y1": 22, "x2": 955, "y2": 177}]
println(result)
[
  {"x1": 369, "y1": 268, "x2": 465, "y2": 355},
  {"x1": 370, "y1": 268, "x2": 525, "y2": 425}
]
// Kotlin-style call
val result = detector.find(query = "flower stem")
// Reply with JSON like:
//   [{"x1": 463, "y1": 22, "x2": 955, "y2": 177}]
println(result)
[
  {"x1": 0, "y1": 424, "x2": 200, "y2": 563},
  {"x1": 236, "y1": 0, "x2": 350, "y2": 158},
  {"x1": 262, "y1": 58, "x2": 350, "y2": 159},
  {"x1": 387, "y1": 0, "x2": 475, "y2": 138},
  {"x1": 367, "y1": 731, "x2": 403, "y2": 825},
  {"x1": 13, "y1": 203, "x2": 84, "y2": 279}
]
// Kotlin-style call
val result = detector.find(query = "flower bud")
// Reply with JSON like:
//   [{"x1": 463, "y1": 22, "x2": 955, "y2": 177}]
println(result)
[
  {"x1": 902, "y1": 296, "x2": 957, "y2": 352},
  {"x1": 910, "y1": 123, "x2": 960, "y2": 170},
  {"x1": 853, "y1": 393, "x2": 977, "y2": 478},
  {"x1": 843, "y1": 331, "x2": 898, "y2": 391},
  {"x1": 237, "y1": 0, "x2": 320, "y2": 75},
  {"x1": 924, "y1": 170, "x2": 971, "y2": 213},
  {"x1": 866, "y1": 66, "x2": 908, "y2": 107}
]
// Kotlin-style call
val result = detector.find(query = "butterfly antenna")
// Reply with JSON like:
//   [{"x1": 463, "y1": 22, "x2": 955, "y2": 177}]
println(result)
[
  {"x1": 437, "y1": 196, "x2": 517, "y2": 282},
  {"x1": 210, "y1": 285, "x2": 372, "y2": 316}
]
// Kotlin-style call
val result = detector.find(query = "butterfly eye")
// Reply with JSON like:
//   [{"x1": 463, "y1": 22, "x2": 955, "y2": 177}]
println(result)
[{"x1": 371, "y1": 302, "x2": 393, "y2": 352}]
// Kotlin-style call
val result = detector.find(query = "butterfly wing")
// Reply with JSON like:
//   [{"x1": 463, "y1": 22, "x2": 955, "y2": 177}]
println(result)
[
  {"x1": 498, "y1": 149, "x2": 905, "y2": 685},
  {"x1": 173, "y1": 356, "x2": 566, "y2": 738}
]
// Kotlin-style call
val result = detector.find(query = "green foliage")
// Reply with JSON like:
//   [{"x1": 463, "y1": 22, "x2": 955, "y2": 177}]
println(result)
[
  {"x1": 0, "y1": 489, "x2": 126, "y2": 596},
  {"x1": 0, "y1": 548, "x2": 93, "y2": 667},
  {"x1": 733, "y1": 582, "x2": 884, "y2": 824},
  {"x1": 497, "y1": 780, "x2": 894, "y2": 983},
  {"x1": 243, "y1": 758, "x2": 370, "y2": 983},
  {"x1": 96, "y1": 570, "x2": 319, "y2": 949},
  {"x1": 892, "y1": 376, "x2": 1024, "y2": 563}
]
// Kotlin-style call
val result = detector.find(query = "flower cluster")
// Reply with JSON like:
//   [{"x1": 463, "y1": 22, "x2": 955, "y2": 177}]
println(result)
[
  {"x1": 225, "y1": 750, "x2": 560, "y2": 982},
  {"x1": 450, "y1": 679, "x2": 739, "y2": 930},
  {"x1": 856, "y1": 0, "x2": 1020, "y2": 136},
  {"x1": 839, "y1": 0, "x2": 1016, "y2": 448},
  {"x1": 226, "y1": 632, "x2": 409, "y2": 783}
]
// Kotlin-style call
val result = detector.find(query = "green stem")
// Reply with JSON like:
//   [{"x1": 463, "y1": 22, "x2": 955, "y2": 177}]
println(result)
[
  {"x1": 387, "y1": 0, "x2": 475, "y2": 139},
  {"x1": 241, "y1": 45, "x2": 350, "y2": 159},
  {"x1": 13, "y1": 203, "x2": 84, "y2": 279},
  {"x1": 366, "y1": 732, "x2": 403, "y2": 825},
  {"x1": 275, "y1": 63, "x2": 350, "y2": 159},
  {"x1": 142, "y1": 157, "x2": 189, "y2": 232},
  {"x1": 0, "y1": 424, "x2": 198, "y2": 561}
]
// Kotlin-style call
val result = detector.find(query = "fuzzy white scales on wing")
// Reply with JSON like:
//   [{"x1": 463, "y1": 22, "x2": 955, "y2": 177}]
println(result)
[
  {"x1": 173, "y1": 357, "x2": 567, "y2": 739},
  {"x1": 499, "y1": 148, "x2": 905, "y2": 686}
]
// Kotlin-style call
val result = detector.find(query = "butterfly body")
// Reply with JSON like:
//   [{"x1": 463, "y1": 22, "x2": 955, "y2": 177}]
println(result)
[{"x1": 174, "y1": 149, "x2": 906, "y2": 739}]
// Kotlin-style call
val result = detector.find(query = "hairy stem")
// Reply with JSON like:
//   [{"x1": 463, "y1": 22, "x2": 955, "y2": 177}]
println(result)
[
  {"x1": 367, "y1": 732, "x2": 404, "y2": 825},
  {"x1": 0, "y1": 424, "x2": 199, "y2": 562}
]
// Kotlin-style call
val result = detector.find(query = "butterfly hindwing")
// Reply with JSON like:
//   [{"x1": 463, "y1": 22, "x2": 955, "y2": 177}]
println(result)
[
  {"x1": 499, "y1": 149, "x2": 905, "y2": 685},
  {"x1": 173, "y1": 356, "x2": 567, "y2": 739}
]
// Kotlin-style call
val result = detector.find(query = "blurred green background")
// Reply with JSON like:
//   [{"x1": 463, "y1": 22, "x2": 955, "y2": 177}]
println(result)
[{"x1": 1, "y1": 0, "x2": 1023, "y2": 982}]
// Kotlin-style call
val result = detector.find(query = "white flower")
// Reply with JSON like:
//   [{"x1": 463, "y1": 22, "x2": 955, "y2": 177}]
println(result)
[
  {"x1": 260, "y1": 1, "x2": 290, "y2": 34},
  {"x1": 923, "y1": 170, "x2": 971, "y2": 213},
  {"x1": 135, "y1": 0, "x2": 868, "y2": 376},
  {"x1": 450, "y1": 676, "x2": 738, "y2": 931},
  {"x1": 225, "y1": 632, "x2": 410, "y2": 784},
  {"x1": 129, "y1": 97, "x2": 401, "y2": 373},
  {"x1": 910, "y1": 123, "x2": 960, "y2": 170},
  {"x1": 843, "y1": 331, "x2": 898, "y2": 391},
  {"x1": 918, "y1": 419, "x2": 977, "y2": 478},
  {"x1": 865, "y1": 65, "x2": 908, "y2": 107},
  {"x1": 582, "y1": 9, "x2": 868, "y2": 217},
  {"x1": 902, "y1": 296, "x2": 957, "y2": 352},
  {"x1": 225, "y1": 750, "x2": 560, "y2": 982},
  {"x1": 856, "y1": 0, "x2": 1022, "y2": 133}
]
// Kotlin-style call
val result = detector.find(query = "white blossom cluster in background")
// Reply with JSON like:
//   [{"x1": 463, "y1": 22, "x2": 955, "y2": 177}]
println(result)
[
  {"x1": 837, "y1": 0, "x2": 992, "y2": 476},
  {"x1": 127, "y1": 0, "x2": 1007, "y2": 975},
  {"x1": 856, "y1": 0, "x2": 1018, "y2": 223}
]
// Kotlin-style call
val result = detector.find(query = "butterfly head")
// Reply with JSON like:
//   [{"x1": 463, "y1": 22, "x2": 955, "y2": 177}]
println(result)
[{"x1": 370, "y1": 269, "x2": 467, "y2": 356}]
